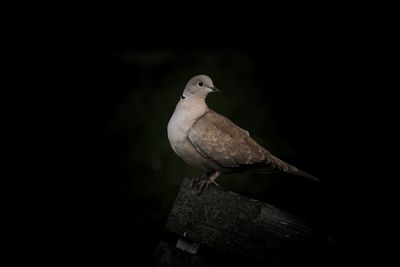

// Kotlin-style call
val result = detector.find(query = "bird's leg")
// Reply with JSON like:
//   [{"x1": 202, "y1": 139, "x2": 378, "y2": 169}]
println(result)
[
  {"x1": 198, "y1": 171, "x2": 220, "y2": 194},
  {"x1": 189, "y1": 172, "x2": 211, "y2": 188}
]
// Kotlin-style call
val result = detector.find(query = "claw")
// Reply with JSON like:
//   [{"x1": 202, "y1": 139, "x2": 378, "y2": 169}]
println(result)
[
  {"x1": 197, "y1": 179, "x2": 219, "y2": 195},
  {"x1": 189, "y1": 177, "x2": 196, "y2": 188},
  {"x1": 187, "y1": 171, "x2": 220, "y2": 194},
  {"x1": 188, "y1": 176, "x2": 201, "y2": 188}
]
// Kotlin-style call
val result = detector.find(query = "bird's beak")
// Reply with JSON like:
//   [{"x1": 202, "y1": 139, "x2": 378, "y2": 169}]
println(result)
[{"x1": 207, "y1": 86, "x2": 221, "y2": 93}]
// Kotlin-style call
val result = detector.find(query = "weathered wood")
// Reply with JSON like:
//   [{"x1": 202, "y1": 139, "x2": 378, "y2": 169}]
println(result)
[
  {"x1": 154, "y1": 241, "x2": 217, "y2": 267},
  {"x1": 163, "y1": 177, "x2": 327, "y2": 264},
  {"x1": 154, "y1": 241, "x2": 269, "y2": 267}
]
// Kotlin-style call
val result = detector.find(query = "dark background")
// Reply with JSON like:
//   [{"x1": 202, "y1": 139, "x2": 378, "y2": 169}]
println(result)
[{"x1": 52, "y1": 29, "x2": 364, "y2": 264}]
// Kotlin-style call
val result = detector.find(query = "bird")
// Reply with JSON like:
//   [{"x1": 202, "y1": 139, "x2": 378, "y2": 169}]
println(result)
[{"x1": 167, "y1": 74, "x2": 319, "y2": 192}]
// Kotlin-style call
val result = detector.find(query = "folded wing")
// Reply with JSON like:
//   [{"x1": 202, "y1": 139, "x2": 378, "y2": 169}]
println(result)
[{"x1": 187, "y1": 110, "x2": 290, "y2": 171}]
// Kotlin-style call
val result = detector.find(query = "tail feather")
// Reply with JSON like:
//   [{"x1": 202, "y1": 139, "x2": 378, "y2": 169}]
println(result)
[
  {"x1": 287, "y1": 167, "x2": 320, "y2": 182},
  {"x1": 252, "y1": 152, "x2": 320, "y2": 182},
  {"x1": 265, "y1": 153, "x2": 320, "y2": 182},
  {"x1": 253, "y1": 164, "x2": 320, "y2": 182}
]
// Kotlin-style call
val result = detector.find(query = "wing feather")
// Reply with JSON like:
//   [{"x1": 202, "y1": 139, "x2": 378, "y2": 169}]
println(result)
[{"x1": 188, "y1": 111, "x2": 285, "y2": 170}]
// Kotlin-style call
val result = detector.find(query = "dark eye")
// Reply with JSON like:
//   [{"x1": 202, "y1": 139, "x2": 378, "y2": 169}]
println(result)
[{"x1": 198, "y1": 82, "x2": 203, "y2": 87}]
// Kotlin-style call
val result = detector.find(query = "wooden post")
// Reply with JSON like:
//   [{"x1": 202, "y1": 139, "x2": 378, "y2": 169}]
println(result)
[{"x1": 154, "y1": 177, "x2": 332, "y2": 266}]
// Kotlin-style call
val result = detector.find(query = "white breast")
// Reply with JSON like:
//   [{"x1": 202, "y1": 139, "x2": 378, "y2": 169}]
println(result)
[{"x1": 167, "y1": 98, "x2": 208, "y2": 163}]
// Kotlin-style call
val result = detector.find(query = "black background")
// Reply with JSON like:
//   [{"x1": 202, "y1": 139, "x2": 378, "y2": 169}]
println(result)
[{"x1": 41, "y1": 20, "x2": 374, "y2": 265}]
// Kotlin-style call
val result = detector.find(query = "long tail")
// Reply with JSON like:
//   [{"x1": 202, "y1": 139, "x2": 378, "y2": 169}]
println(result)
[
  {"x1": 256, "y1": 166, "x2": 320, "y2": 182},
  {"x1": 255, "y1": 163, "x2": 320, "y2": 182},
  {"x1": 287, "y1": 167, "x2": 320, "y2": 182},
  {"x1": 258, "y1": 153, "x2": 320, "y2": 182},
  {"x1": 271, "y1": 153, "x2": 320, "y2": 182}
]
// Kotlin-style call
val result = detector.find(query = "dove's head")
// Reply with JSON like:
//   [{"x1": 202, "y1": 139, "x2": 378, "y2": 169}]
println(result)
[{"x1": 182, "y1": 75, "x2": 220, "y2": 99}]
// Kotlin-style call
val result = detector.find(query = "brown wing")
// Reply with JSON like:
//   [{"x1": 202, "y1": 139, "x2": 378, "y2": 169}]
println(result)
[{"x1": 187, "y1": 110, "x2": 289, "y2": 171}]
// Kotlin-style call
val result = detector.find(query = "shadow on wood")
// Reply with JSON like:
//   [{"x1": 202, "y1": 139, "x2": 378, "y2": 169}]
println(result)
[{"x1": 154, "y1": 177, "x2": 333, "y2": 266}]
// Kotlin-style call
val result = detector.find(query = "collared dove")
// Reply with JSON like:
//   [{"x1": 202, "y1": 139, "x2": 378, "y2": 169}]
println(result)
[{"x1": 167, "y1": 75, "x2": 319, "y2": 191}]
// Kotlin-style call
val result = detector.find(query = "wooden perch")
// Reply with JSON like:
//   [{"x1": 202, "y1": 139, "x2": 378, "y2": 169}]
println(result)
[{"x1": 155, "y1": 177, "x2": 332, "y2": 266}]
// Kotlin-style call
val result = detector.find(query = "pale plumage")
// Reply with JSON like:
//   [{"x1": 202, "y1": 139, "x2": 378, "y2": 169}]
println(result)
[{"x1": 167, "y1": 75, "x2": 318, "y2": 191}]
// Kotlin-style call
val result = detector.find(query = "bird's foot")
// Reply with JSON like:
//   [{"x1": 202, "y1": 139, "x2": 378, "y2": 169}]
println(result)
[
  {"x1": 188, "y1": 171, "x2": 220, "y2": 194},
  {"x1": 188, "y1": 176, "x2": 203, "y2": 188},
  {"x1": 188, "y1": 173, "x2": 209, "y2": 188},
  {"x1": 197, "y1": 179, "x2": 219, "y2": 194}
]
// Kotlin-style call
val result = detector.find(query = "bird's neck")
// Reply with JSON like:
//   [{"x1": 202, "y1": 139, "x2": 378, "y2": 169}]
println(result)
[
  {"x1": 176, "y1": 96, "x2": 208, "y2": 116},
  {"x1": 179, "y1": 96, "x2": 207, "y2": 108}
]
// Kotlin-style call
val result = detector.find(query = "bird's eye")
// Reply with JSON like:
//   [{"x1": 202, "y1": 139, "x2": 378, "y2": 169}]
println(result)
[{"x1": 198, "y1": 82, "x2": 203, "y2": 87}]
